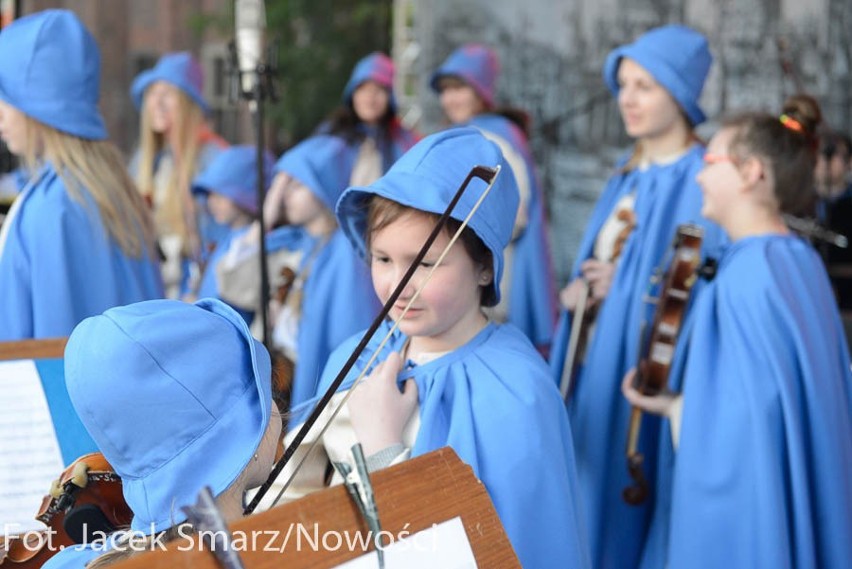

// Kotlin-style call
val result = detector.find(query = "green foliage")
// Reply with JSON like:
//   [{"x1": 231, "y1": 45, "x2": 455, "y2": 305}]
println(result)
[{"x1": 265, "y1": 0, "x2": 392, "y2": 148}]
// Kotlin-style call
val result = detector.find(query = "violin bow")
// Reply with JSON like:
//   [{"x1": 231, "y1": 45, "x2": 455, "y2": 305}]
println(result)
[
  {"x1": 559, "y1": 209, "x2": 636, "y2": 400},
  {"x1": 245, "y1": 164, "x2": 502, "y2": 514},
  {"x1": 559, "y1": 278, "x2": 589, "y2": 400}
]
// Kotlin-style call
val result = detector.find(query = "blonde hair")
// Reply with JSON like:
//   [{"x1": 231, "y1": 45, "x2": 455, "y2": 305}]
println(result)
[
  {"x1": 135, "y1": 87, "x2": 207, "y2": 250},
  {"x1": 20, "y1": 118, "x2": 157, "y2": 258}
]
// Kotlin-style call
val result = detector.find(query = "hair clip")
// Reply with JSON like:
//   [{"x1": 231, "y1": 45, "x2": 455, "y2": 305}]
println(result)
[{"x1": 779, "y1": 114, "x2": 804, "y2": 133}]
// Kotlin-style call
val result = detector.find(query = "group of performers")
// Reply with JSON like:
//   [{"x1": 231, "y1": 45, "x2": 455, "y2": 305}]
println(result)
[{"x1": 0, "y1": 8, "x2": 850, "y2": 569}]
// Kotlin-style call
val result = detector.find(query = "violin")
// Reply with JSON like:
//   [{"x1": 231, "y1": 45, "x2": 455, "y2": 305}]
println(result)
[
  {"x1": 0, "y1": 452, "x2": 132, "y2": 567},
  {"x1": 268, "y1": 265, "x2": 298, "y2": 414},
  {"x1": 622, "y1": 224, "x2": 703, "y2": 505}
]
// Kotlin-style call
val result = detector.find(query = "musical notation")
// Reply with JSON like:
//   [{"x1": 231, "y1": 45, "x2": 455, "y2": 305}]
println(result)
[{"x1": 0, "y1": 360, "x2": 64, "y2": 536}]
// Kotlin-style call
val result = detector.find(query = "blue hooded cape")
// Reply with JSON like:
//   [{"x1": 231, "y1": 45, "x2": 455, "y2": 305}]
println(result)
[
  {"x1": 331, "y1": 50, "x2": 418, "y2": 172},
  {"x1": 0, "y1": 167, "x2": 163, "y2": 340},
  {"x1": 269, "y1": 226, "x2": 380, "y2": 411},
  {"x1": 640, "y1": 235, "x2": 852, "y2": 568},
  {"x1": 292, "y1": 320, "x2": 591, "y2": 569},
  {"x1": 549, "y1": 145, "x2": 726, "y2": 568},
  {"x1": 467, "y1": 113, "x2": 557, "y2": 348},
  {"x1": 314, "y1": 122, "x2": 418, "y2": 180},
  {"x1": 269, "y1": 135, "x2": 383, "y2": 410}
]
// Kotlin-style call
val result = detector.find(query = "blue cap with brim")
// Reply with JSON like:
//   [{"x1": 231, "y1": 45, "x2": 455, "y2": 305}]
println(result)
[
  {"x1": 192, "y1": 145, "x2": 274, "y2": 217},
  {"x1": 64, "y1": 298, "x2": 272, "y2": 533},
  {"x1": 274, "y1": 135, "x2": 356, "y2": 213},
  {"x1": 0, "y1": 10, "x2": 107, "y2": 140},
  {"x1": 336, "y1": 127, "x2": 518, "y2": 307},
  {"x1": 131, "y1": 52, "x2": 210, "y2": 114},
  {"x1": 602, "y1": 24, "x2": 712, "y2": 126}
]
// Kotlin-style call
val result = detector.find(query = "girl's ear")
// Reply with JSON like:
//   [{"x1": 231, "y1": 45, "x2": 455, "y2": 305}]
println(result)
[
  {"x1": 478, "y1": 265, "x2": 494, "y2": 286},
  {"x1": 740, "y1": 156, "x2": 766, "y2": 187}
]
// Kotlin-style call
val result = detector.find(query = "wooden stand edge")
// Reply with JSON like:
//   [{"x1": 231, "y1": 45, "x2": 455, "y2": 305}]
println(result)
[
  {"x1": 0, "y1": 337, "x2": 67, "y2": 360},
  {"x1": 113, "y1": 447, "x2": 520, "y2": 568}
]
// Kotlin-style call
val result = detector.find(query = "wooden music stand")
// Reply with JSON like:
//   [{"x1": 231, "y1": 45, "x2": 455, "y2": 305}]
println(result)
[
  {"x1": 0, "y1": 337, "x2": 66, "y2": 360},
  {"x1": 111, "y1": 447, "x2": 520, "y2": 568}
]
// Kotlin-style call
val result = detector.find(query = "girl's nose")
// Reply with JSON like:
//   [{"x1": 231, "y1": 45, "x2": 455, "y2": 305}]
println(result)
[{"x1": 394, "y1": 268, "x2": 418, "y2": 299}]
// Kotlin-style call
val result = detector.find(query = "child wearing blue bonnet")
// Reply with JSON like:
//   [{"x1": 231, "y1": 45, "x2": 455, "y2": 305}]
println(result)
[
  {"x1": 431, "y1": 44, "x2": 557, "y2": 352},
  {"x1": 189, "y1": 144, "x2": 274, "y2": 323},
  {"x1": 43, "y1": 298, "x2": 281, "y2": 569},
  {"x1": 0, "y1": 9, "x2": 162, "y2": 340},
  {"x1": 216, "y1": 135, "x2": 381, "y2": 411},
  {"x1": 280, "y1": 127, "x2": 591, "y2": 568}
]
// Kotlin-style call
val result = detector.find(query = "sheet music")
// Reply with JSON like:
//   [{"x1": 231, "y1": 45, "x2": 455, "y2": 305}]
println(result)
[
  {"x1": 333, "y1": 517, "x2": 478, "y2": 569},
  {"x1": 0, "y1": 360, "x2": 64, "y2": 536}
]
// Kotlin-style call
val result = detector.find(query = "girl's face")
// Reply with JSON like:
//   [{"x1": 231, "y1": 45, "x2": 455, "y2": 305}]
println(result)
[
  {"x1": 352, "y1": 80, "x2": 390, "y2": 125},
  {"x1": 0, "y1": 100, "x2": 30, "y2": 156},
  {"x1": 617, "y1": 58, "x2": 686, "y2": 142},
  {"x1": 369, "y1": 210, "x2": 492, "y2": 352},
  {"x1": 207, "y1": 192, "x2": 245, "y2": 227},
  {"x1": 439, "y1": 80, "x2": 485, "y2": 125},
  {"x1": 144, "y1": 81, "x2": 181, "y2": 134},
  {"x1": 696, "y1": 127, "x2": 744, "y2": 225},
  {"x1": 281, "y1": 175, "x2": 328, "y2": 227}
]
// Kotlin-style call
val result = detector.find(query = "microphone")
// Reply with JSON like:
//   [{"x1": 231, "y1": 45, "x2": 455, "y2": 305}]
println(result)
[{"x1": 235, "y1": 0, "x2": 266, "y2": 97}]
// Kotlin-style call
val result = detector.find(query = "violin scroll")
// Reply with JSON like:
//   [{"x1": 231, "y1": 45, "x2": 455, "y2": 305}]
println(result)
[{"x1": 0, "y1": 452, "x2": 132, "y2": 567}]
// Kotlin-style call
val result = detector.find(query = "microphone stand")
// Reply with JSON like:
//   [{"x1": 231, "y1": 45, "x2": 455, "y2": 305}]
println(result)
[{"x1": 228, "y1": 41, "x2": 278, "y2": 349}]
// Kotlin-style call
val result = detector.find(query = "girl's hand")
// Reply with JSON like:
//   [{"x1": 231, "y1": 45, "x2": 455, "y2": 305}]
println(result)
[
  {"x1": 347, "y1": 352, "x2": 418, "y2": 456},
  {"x1": 621, "y1": 369, "x2": 678, "y2": 417},
  {"x1": 559, "y1": 278, "x2": 588, "y2": 311},
  {"x1": 264, "y1": 172, "x2": 290, "y2": 229},
  {"x1": 580, "y1": 259, "x2": 616, "y2": 301}
]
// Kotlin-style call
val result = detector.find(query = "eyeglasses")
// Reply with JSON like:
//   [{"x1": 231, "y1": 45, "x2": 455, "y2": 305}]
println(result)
[{"x1": 703, "y1": 153, "x2": 737, "y2": 165}]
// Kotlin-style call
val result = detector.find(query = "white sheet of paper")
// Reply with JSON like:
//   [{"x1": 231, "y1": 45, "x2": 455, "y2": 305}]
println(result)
[
  {"x1": 0, "y1": 360, "x2": 64, "y2": 537},
  {"x1": 332, "y1": 517, "x2": 478, "y2": 569}
]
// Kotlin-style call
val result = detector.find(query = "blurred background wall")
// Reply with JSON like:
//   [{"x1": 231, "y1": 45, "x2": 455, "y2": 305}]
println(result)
[{"x1": 5, "y1": 0, "x2": 850, "y2": 280}]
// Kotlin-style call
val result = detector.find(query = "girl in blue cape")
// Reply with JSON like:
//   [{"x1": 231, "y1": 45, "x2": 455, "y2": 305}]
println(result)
[
  {"x1": 318, "y1": 52, "x2": 418, "y2": 187},
  {"x1": 623, "y1": 96, "x2": 852, "y2": 569},
  {"x1": 189, "y1": 144, "x2": 274, "y2": 324},
  {"x1": 430, "y1": 44, "x2": 557, "y2": 352},
  {"x1": 129, "y1": 51, "x2": 229, "y2": 298},
  {"x1": 548, "y1": 25, "x2": 726, "y2": 568},
  {"x1": 42, "y1": 298, "x2": 282, "y2": 569},
  {"x1": 216, "y1": 135, "x2": 380, "y2": 411},
  {"x1": 280, "y1": 128, "x2": 590, "y2": 568},
  {"x1": 0, "y1": 10, "x2": 163, "y2": 341}
]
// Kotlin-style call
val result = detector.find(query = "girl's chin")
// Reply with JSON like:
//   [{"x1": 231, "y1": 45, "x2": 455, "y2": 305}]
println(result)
[{"x1": 700, "y1": 204, "x2": 720, "y2": 225}]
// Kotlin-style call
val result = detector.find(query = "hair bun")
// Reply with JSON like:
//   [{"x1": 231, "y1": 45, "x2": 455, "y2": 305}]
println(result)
[{"x1": 782, "y1": 94, "x2": 822, "y2": 138}]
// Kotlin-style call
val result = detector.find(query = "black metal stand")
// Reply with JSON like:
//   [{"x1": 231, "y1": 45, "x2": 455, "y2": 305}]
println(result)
[{"x1": 229, "y1": 42, "x2": 277, "y2": 349}]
